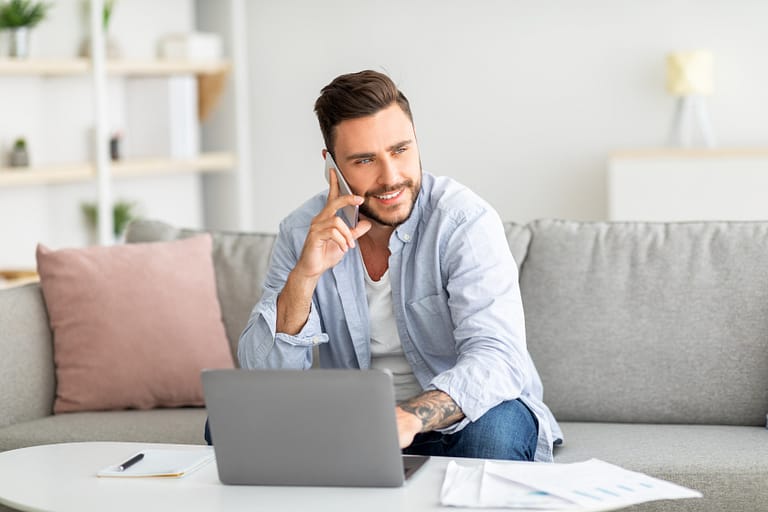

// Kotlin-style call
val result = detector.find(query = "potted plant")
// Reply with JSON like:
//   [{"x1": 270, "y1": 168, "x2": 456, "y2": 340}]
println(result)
[
  {"x1": 81, "y1": 199, "x2": 138, "y2": 242},
  {"x1": 9, "y1": 137, "x2": 29, "y2": 167},
  {"x1": 79, "y1": 0, "x2": 120, "y2": 58},
  {"x1": 0, "y1": 0, "x2": 52, "y2": 58}
]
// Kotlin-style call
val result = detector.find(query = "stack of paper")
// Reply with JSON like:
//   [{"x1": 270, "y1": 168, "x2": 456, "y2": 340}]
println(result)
[{"x1": 441, "y1": 458, "x2": 702, "y2": 510}]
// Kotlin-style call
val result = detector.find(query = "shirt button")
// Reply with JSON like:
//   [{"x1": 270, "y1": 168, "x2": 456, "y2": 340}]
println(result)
[{"x1": 403, "y1": 233, "x2": 411, "y2": 241}]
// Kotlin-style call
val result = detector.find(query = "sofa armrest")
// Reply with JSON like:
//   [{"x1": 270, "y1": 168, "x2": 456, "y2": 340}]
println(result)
[{"x1": 0, "y1": 283, "x2": 55, "y2": 428}]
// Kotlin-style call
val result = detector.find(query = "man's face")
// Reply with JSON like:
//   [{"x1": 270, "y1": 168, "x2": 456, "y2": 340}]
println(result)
[{"x1": 331, "y1": 103, "x2": 421, "y2": 228}]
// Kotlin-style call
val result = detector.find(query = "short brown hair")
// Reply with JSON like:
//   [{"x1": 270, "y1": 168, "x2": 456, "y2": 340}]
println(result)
[{"x1": 314, "y1": 70, "x2": 413, "y2": 156}]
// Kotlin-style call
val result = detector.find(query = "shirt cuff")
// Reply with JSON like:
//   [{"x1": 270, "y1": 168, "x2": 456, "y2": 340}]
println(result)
[
  {"x1": 272, "y1": 299, "x2": 329, "y2": 347},
  {"x1": 435, "y1": 417, "x2": 470, "y2": 435}
]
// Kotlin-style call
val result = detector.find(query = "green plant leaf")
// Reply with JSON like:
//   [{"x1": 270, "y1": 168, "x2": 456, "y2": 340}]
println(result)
[
  {"x1": 0, "y1": 0, "x2": 52, "y2": 29},
  {"x1": 80, "y1": 199, "x2": 138, "y2": 238}
]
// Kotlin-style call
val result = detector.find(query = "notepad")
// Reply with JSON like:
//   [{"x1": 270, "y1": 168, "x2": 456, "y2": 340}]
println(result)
[{"x1": 97, "y1": 448, "x2": 215, "y2": 478}]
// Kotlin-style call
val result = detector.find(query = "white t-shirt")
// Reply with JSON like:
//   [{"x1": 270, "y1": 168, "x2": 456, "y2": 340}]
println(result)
[{"x1": 363, "y1": 266, "x2": 422, "y2": 402}]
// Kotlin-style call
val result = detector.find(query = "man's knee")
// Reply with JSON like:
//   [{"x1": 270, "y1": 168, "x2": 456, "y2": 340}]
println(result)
[{"x1": 456, "y1": 399, "x2": 538, "y2": 461}]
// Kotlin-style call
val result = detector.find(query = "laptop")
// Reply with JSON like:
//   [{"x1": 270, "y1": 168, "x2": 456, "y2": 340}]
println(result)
[{"x1": 202, "y1": 368, "x2": 429, "y2": 487}]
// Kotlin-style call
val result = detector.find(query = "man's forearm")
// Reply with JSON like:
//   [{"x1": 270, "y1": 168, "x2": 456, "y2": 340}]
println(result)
[
  {"x1": 275, "y1": 271, "x2": 320, "y2": 335},
  {"x1": 398, "y1": 390, "x2": 465, "y2": 432}
]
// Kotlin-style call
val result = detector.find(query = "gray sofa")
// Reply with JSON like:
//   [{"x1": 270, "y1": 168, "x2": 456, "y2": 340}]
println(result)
[{"x1": 2, "y1": 218, "x2": 767, "y2": 511}]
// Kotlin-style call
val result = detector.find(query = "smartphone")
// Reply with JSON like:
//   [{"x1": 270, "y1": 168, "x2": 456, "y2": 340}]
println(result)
[{"x1": 324, "y1": 153, "x2": 359, "y2": 228}]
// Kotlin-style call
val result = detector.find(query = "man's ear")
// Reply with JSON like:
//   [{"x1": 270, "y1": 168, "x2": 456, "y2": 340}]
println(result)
[{"x1": 321, "y1": 149, "x2": 328, "y2": 160}]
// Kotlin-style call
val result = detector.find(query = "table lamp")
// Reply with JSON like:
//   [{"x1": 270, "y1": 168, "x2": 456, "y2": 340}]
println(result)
[{"x1": 666, "y1": 50, "x2": 716, "y2": 147}]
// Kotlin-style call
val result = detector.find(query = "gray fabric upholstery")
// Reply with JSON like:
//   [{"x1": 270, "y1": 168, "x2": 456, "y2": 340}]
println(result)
[
  {"x1": 555, "y1": 422, "x2": 768, "y2": 512},
  {"x1": 522, "y1": 219, "x2": 768, "y2": 425},
  {"x1": 125, "y1": 219, "x2": 276, "y2": 365},
  {"x1": 503, "y1": 221, "x2": 531, "y2": 269},
  {"x1": 0, "y1": 408, "x2": 207, "y2": 452},
  {"x1": 0, "y1": 283, "x2": 55, "y2": 428}
]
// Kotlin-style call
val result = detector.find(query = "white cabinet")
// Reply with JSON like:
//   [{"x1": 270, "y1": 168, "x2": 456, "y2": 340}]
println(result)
[{"x1": 608, "y1": 149, "x2": 768, "y2": 222}]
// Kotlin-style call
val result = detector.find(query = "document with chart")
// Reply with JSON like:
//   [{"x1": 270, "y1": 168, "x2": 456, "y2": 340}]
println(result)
[{"x1": 441, "y1": 458, "x2": 701, "y2": 510}]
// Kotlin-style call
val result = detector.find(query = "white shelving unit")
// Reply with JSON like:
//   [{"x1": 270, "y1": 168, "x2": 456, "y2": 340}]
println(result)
[
  {"x1": 608, "y1": 148, "x2": 768, "y2": 221},
  {"x1": 0, "y1": 0, "x2": 251, "y2": 271}
]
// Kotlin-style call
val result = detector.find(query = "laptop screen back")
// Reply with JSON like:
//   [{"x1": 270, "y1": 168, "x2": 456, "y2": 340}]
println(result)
[{"x1": 202, "y1": 369, "x2": 406, "y2": 487}]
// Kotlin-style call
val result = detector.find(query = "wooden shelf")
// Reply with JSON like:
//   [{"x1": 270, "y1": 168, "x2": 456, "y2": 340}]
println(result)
[
  {"x1": 0, "y1": 152, "x2": 235, "y2": 187},
  {"x1": 0, "y1": 58, "x2": 230, "y2": 77},
  {"x1": 0, "y1": 269, "x2": 38, "y2": 290},
  {"x1": 108, "y1": 59, "x2": 231, "y2": 76}
]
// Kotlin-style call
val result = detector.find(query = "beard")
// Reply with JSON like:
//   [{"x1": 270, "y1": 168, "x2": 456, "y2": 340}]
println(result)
[{"x1": 359, "y1": 174, "x2": 422, "y2": 228}]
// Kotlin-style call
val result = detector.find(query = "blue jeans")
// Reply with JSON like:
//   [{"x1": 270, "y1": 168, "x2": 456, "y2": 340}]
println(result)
[
  {"x1": 204, "y1": 417, "x2": 212, "y2": 445},
  {"x1": 402, "y1": 398, "x2": 539, "y2": 461}
]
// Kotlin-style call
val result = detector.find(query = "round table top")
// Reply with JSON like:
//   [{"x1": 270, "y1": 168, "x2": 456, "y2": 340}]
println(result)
[{"x1": 0, "y1": 441, "x2": 450, "y2": 512}]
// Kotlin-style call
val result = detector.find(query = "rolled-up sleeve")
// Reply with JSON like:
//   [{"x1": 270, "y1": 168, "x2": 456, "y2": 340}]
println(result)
[{"x1": 238, "y1": 221, "x2": 329, "y2": 370}]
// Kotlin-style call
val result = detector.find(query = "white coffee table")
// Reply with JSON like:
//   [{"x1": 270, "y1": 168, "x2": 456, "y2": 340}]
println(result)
[{"x1": 0, "y1": 442, "x2": 454, "y2": 512}]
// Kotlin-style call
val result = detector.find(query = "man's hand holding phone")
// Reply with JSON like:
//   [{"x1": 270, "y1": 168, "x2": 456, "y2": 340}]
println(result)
[
  {"x1": 276, "y1": 155, "x2": 371, "y2": 336},
  {"x1": 293, "y1": 161, "x2": 371, "y2": 282}
]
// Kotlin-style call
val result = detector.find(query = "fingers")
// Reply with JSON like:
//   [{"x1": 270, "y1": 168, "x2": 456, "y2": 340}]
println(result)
[
  {"x1": 310, "y1": 215, "x2": 358, "y2": 252},
  {"x1": 326, "y1": 166, "x2": 339, "y2": 201},
  {"x1": 351, "y1": 219, "x2": 372, "y2": 240},
  {"x1": 322, "y1": 193, "x2": 364, "y2": 225},
  {"x1": 326, "y1": 168, "x2": 364, "y2": 211}
]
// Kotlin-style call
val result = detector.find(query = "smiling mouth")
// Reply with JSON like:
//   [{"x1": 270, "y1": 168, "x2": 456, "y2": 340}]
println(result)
[{"x1": 373, "y1": 189, "x2": 403, "y2": 201}]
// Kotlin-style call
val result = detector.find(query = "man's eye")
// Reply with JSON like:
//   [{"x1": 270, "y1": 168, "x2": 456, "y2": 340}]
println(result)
[
  {"x1": 356, "y1": 158, "x2": 373, "y2": 165},
  {"x1": 394, "y1": 146, "x2": 408, "y2": 154}
]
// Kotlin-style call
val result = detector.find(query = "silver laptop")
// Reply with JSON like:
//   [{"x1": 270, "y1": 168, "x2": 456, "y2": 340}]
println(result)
[{"x1": 202, "y1": 368, "x2": 429, "y2": 487}]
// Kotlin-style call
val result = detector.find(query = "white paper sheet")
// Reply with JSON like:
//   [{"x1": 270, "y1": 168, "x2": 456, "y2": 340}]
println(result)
[
  {"x1": 96, "y1": 447, "x2": 215, "y2": 478},
  {"x1": 440, "y1": 458, "x2": 702, "y2": 510}
]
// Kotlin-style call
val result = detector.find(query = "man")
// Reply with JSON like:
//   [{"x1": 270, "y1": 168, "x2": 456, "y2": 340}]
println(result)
[{"x1": 239, "y1": 70, "x2": 561, "y2": 461}]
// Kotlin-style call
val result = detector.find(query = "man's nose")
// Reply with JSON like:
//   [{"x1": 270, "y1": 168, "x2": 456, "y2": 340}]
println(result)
[{"x1": 378, "y1": 156, "x2": 399, "y2": 185}]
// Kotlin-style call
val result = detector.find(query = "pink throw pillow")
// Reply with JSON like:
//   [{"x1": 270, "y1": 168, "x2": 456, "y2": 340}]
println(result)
[{"x1": 36, "y1": 235, "x2": 234, "y2": 413}]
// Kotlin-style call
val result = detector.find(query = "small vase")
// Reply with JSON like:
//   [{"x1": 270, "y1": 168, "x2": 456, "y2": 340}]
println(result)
[
  {"x1": 9, "y1": 147, "x2": 29, "y2": 167},
  {"x1": 8, "y1": 27, "x2": 30, "y2": 58},
  {"x1": 79, "y1": 36, "x2": 121, "y2": 59}
]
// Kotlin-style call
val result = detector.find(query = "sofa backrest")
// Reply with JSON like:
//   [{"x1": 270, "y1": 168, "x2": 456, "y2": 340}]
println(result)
[
  {"x1": 0, "y1": 283, "x2": 56, "y2": 427},
  {"x1": 126, "y1": 218, "x2": 768, "y2": 427},
  {"x1": 504, "y1": 222, "x2": 532, "y2": 269},
  {"x1": 520, "y1": 219, "x2": 768, "y2": 426},
  {"x1": 125, "y1": 220, "x2": 276, "y2": 365}
]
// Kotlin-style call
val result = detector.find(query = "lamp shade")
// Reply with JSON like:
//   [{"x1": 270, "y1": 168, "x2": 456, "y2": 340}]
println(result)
[{"x1": 666, "y1": 51, "x2": 714, "y2": 96}]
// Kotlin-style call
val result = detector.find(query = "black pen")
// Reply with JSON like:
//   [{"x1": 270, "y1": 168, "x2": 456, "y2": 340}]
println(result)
[{"x1": 117, "y1": 453, "x2": 144, "y2": 471}]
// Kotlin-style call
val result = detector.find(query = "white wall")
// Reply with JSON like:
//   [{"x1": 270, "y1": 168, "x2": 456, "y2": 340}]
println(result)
[{"x1": 242, "y1": 0, "x2": 768, "y2": 231}]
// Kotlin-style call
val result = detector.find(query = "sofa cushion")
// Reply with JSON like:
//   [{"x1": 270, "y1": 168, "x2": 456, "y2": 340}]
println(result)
[
  {"x1": 36, "y1": 235, "x2": 234, "y2": 413},
  {"x1": 522, "y1": 220, "x2": 768, "y2": 425},
  {"x1": 554, "y1": 422, "x2": 768, "y2": 512},
  {"x1": 0, "y1": 409, "x2": 208, "y2": 452},
  {"x1": 125, "y1": 220, "x2": 276, "y2": 365}
]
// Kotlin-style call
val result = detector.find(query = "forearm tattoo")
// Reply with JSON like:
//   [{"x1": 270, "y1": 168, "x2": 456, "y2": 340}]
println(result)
[{"x1": 399, "y1": 390, "x2": 465, "y2": 432}]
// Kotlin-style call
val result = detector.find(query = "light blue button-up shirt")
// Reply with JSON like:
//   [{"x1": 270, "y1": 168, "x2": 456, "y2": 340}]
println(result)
[{"x1": 238, "y1": 173, "x2": 562, "y2": 462}]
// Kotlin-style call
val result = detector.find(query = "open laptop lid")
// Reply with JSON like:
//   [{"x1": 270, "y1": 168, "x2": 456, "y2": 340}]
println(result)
[{"x1": 202, "y1": 368, "x2": 411, "y2": 487}]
